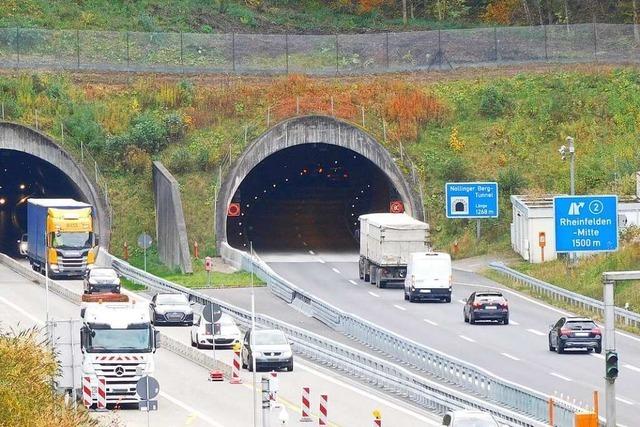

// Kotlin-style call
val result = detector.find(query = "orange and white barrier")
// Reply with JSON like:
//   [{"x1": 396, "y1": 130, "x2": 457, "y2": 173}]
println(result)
[
  {"x1": 319, "y1": 394, "x2": 328, "y2": 426},
  {"x1": 82, "y1": 376, "x2": 92, "y2": 408},
  {"x1": 97, "y1": 377, "x2": 107, "y2": 409},
  {"x1": 300, "y1": 387, "x2": 312, "y2": 422},
  {"x1": 230, "y1": 346, "x2": 242, "y2": 384},
  {"x1": 269, "y1": 371, "x2": 279, "y2": 407}
]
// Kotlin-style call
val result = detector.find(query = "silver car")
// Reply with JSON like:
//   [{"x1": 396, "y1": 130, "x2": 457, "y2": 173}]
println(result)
[
  {"x1": 83, "y1": 267, "x2": 121, "y2": 294},
  {"x1": 190, "y1": 313, "x2": 241, "y2": 349},
  {"x1": 150, "y1": 293, "x2": 194, "y2": 326},
  {"x1": 241, "y1": 329, "x2": 293, "y2": 372}
]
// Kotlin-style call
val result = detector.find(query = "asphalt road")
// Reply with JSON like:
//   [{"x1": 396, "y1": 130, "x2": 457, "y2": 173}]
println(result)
[
  {"x1": 262, "y1": 250, "x2": 640, "y2": 427},
  {"x1": 2, "y1": 260, "x2": 439, "y2": 427}
]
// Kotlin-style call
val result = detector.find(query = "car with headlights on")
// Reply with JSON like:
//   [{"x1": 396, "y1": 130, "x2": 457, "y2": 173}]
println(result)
[
  {"x1": 548, "y1": 316, "x2": 602, "y2": 354},
  {"x1": 83, "y1": 267, "x2": 121, "y2": 294},
  {"x1": 190, "y1": 312, "x2": 241, "y2": 349},
  {"x1": 463, "y1": 290, "x2": 509, "y2": 325},
  {"x1": 442, "y1": 409, "x2": 500, "y2": 427},
  {"x1": 241, "y1": 329, "x2": 293, "y2": 372},
  {"x1": 149, "y1": 293, "x2": 194, "y2": 326}
]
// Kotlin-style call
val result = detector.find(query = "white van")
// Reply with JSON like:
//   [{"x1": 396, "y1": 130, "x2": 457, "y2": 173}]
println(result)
[{"x1": 404, "y1": 252, "x2": 452, "y2": 303}]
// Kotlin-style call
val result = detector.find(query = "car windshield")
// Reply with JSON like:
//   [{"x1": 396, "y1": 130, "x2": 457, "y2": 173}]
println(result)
[
  {"x1": 566, "y1": 321, "x2": 596, "y2": 329},
  {"x1": 156, "y1": 294, "x2": 188, "y2": 305},
  {"x1": 91, "y1": 269, "x2": 118, "y2": 280},
  {"x1": 253, "y1": 330, "x2": 287, "y2": 345},
  {"x1": 88, "y1": 327, "x2": 152, "y2": 353},
  {"x1": 52, "y1": 231, "x2": 92, "y2": 249},
  {"x1": 455, "y1": 414, "x2": 499, "y2": 427}
]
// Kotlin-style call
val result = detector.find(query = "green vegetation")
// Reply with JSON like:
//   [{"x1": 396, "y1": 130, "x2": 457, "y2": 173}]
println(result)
[
  {"x1": 126, "y1": 247, "x2": 264, "y2": 288},
  {"x1": 0, "y1": 326, "x2": 95, "y2": 426}
]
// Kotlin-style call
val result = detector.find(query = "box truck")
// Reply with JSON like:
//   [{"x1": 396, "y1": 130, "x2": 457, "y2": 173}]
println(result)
[
  {"x1": 404, "y1": 252, "x2": 452, "y2": 302},
  {"x1": 358, "y1": 213, "x2": 430, "y2": 288},
  {"x1": 26, "y1": 199, "x2": 99, "y2": 278}
]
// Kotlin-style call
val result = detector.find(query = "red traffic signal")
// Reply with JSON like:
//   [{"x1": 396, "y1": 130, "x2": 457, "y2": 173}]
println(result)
[
  {"x1": 390, "y1": 200, "x2": 405, "y2": 214},
  {"x1": 228, "y1": 203, "x2": 241, "y2": 217}
]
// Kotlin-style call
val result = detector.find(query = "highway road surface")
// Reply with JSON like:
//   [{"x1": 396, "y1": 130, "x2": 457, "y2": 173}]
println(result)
[
  {"x1": 262, "y1": 250, "x2": 640, "y2": 427},
  {"x1": 1, "y1": 260, "x2": 440, "y2": 427}
]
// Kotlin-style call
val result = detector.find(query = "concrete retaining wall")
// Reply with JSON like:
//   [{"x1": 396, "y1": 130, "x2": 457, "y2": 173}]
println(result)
[
  {"x1": 152, "y1": 161, "x2": 193, "y2": 274},
  {"x1": 0, "y1": 121, "x2": 110, "y2": 246}
]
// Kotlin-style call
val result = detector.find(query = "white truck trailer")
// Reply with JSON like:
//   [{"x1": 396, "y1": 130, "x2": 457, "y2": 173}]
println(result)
[
  {"x1": 358, "y1": 213, "x2": 430, "y2": 288},
  {"x1": 79, "y1": 294, "x2": 159, "y2": 407}
]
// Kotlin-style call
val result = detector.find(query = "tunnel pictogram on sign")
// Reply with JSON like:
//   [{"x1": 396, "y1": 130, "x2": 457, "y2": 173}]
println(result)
[
  {"x1": 389, "y1": 200, "x2": 404, "y2": 214},
  {"x1": 228, "y1": 203, "x2": 241, "y2": 217}
]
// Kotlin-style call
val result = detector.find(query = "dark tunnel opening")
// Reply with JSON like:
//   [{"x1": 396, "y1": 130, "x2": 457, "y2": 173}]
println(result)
[
  {"x1": 0, "y1": 150, "x2": 86, "y2": 257},
  {"x1": 227, "y1": 143, "x2": 399, "y2": 253}
]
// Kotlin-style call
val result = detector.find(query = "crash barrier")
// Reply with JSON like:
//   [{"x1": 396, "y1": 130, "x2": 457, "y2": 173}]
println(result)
[
  {"x1": 489, "y1": 262, "x2": 640, "y2": 329},
  {"x1": 106, "y1": 251, "x2": 571, "y2": 427}
]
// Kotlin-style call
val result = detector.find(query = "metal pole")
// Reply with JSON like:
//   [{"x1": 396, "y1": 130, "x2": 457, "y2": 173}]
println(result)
[
  {"x1": 45, "y1": 260, "x2": 50, "y2": 324},
  {"x1": 494, "y1": 26, "x2": 498, "y2": 62},
  {"x1": 568, "y1": 136, "x2": 576, "y2": 264},
  {"x1": 476, "y1": 220, "x2": 481, "y2": 240},
  {"x1": 35, "y1": 109, "x2": 39, "y2": 130},
  {"x1": 593, "y1": 16, "x2": 598, "y2": 62},
  {"x1": 81, "y1": 141, "x2": 84, "y2": 162},
  {"x1": 296, "y1": 97, "x2": 300, "y2": 115},
  {"x1": 126, "y1": 31, "x2": 130, "y2": 72},
  {"x1": 16, "y1": 27, "x2": 20, "y2": 70},
  {"x1": 261, "y1": 375, "x2": 271, "y2": 427},
  {"x1": 544, "y1": 24, "x2": 548, "y2": 61},
  {"x1": 1, "y1": 102, "x2": 4, "y2": 120},
  {"x1": 146, "y1": 376, "x2": 150, "y2": 427},
  {"x1": 251, "y1": 241, "x2": 257, "y2": 427},
  {"x1": 70, "y1": 318, "x2": 77, "y2": 410},
  {"x1": 180, "y1": 31, "x2": 184, "y2": 74},
  {"x1": 95, "y1": 161, "x2": 99, "y2": 183},
  {"x1": 603, "y1": 279, "x2": 616, "y2": 427},
  {"x1": 335, "y1": 34, "x2": 339, "y2": 75},
  {"x1": 60, "y1": 122, "x2": 64, "y2": 140},
  {"x1": 285, "y1": 33, "x2": 289, "y2": 74},
  {"x1": 76, "y1": 29, "x2": 80, "y2": 69},
  {"x1": 361, "y1": 106, "x2": 365, "y2": 128},
  {"x1": 267, "y1": 107, "x2": 270, "y2": 127},
  {"x1": 232, "y1": 32, "x2": 236, "y2": 73},
  {"x1": 385, "y1": 32, "x2": 390, "y2": 70},
  {"x1": 144, "y1": 244, "x2": 147, "y2": 272}
]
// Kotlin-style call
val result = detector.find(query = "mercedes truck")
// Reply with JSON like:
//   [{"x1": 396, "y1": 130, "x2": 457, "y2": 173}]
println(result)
[{"x1": 26, "y1": 198, "x2": 99, "y2": 278}]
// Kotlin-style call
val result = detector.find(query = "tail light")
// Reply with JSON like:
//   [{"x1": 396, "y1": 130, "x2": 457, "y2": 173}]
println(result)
[
  {"x1": 591, "y1": 327, "x2": 602, "y2": 336},
  {"x1": 500, "y1": 302, "x2": 509, "y2": 309},
  {"x1": 472, "y1": 302, "x2": 482, "y2": 308},
  {"x1": 560, "y1": 327, "x2": 572, "y2": 336}
]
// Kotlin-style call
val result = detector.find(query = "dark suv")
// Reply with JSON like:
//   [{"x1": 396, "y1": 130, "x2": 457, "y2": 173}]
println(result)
[
  {"x1": 548, "y1": 317, "x2": 602, "y2": 354},
  {"x1": 463, "y1": 291, "x2": 509, "y2": 325}
]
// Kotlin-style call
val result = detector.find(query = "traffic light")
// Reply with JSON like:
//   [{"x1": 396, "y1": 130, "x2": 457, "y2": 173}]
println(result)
[{"x1": 605, "y1": 350, "x2": 619, "y2": 380}]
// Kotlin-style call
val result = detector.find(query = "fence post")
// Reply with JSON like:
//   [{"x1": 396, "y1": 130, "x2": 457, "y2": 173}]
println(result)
[
  {"x1": 285, "y1": 33, "x2": 289, "y2": 74},
  {"x1": 180, "y1": 31, "x2": 184, "y2": 74},
  {"x1": 493, "y1": 27, "x2": 498, "y2": 62},
  {"x1": 15, "y1": 27, "x2": 20, "y2": 70},
  {"x1": 76, "y1": 29, "x2": 80, "y2": 69},
  {"x1": 335, "y1": 34, "x2": 339, "y2": 76},
  {"x1": 232, "y1": 32, "x2": 236, "y2": 73},
  {"x1": 126, "y1": 31, "x2": 130, "y2": 72},
  {"x1": 385, "y1": 32, "x2": 390, "y2": 70},
  {"x1": 544, "y1": 25, "x2": 548, "y2": 61},
  {"x1": 1, "y1": 102, "x2": 4, "y2": 120},
  {"x1": 592, "y1": 17, "x2": 597, "y2": 62}
]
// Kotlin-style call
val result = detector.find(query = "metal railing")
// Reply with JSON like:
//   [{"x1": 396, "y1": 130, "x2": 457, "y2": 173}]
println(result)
[
  {"x1": 109, "y1": 248, "x2": 582, "y2": 426},
  {"x1": 1, "y1": 24, "x2": 638, "y2": 75},
  {"x1": 489, "y1": 261, "x2": 640, "y2": 329}
]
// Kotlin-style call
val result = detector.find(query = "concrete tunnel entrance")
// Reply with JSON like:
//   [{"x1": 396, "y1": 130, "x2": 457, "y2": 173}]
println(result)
[
  {"x1": 217, "y1": 115, "x2": 423, "y2": 253},
  {"x1": 0, "y1": 123, "x2": 110, "y2": 257}
]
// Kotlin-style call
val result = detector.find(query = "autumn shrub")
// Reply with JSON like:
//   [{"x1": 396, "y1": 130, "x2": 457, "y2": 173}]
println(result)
[
  {"x1": 385, "y1": 87, "x2": 448, "y2": 141},
  {"x1": 123, "y1": 146, "x2": 152, "y2": 174},
  {"x1": 164, "y1": 112, "x2": 187, "y2": 144},
  {"x1": 129, "y1": 112, "x2": 167, "y2": 154},
  {"x1": 0, "y1": 327, "x2": 96, "y2": 427}
]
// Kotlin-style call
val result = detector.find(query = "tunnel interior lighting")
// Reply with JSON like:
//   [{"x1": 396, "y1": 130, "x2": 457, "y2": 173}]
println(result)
[
  {"x1": 0, "y1": 197, "x2": 5, "y2": 205},
  {"x1": 19, "y1": 184, "x2": 26, "y2": 190}
]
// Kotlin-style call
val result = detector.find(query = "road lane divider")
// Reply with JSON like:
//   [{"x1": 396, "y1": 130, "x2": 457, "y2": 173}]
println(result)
[
  {"x1": 393, "y1": 305, "x2": 407, "y2": 311},
  {"x1": 526, "y1": 329, "x2": 546, "y2": 336},
  {"x1": 550, "y1": 373, "x2": 572, "y2": 382}
]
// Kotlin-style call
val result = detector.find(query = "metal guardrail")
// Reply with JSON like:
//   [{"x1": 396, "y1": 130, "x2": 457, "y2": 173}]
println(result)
[
  {"x1": 489, "y1": 262, "x2": 640, "y2": 330},
  {"x1": 109, "y1": 248, "x2": 581, "y2": 426}
]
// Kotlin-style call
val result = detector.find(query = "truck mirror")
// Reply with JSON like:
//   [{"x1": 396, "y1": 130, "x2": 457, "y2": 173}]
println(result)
[
  {"x1": 95, "y1": 236, "x2": 100, "y2": 246},
  {"x1": 154, "y1": 330, "x2": 161, "y2": 351},
  {"x1": 442, "y1": 414, "x2": 452, "y2": 426}
]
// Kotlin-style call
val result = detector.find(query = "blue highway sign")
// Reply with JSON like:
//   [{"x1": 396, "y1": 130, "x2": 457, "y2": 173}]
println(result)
[
  {"x1": 554, "y1": 195, "x2": 618, "y2": 253},
  {"x1": 445, "y1": 182, "x2": 499, "y2": 218}
]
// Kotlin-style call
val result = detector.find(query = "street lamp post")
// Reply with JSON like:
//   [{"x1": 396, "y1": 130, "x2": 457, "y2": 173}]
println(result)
[{"x1": 559, "y1": 136, "x2": 576, "y2": 263}]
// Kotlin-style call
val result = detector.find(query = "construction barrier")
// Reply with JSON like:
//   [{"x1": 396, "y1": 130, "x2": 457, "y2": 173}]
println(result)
[
  {"x1": 575, "y1": 413, "x2": 598, "y2": 427},
  {"x1": 269, "y1": 371, "x2": 279, "y2": 407},
  {"x1": 373, "y1": 409, "x2": 382, "y2": 427},
  {"x1": 319, "y1": 394, "x2": 328, "y2": 426},
  {"x1": 97, "y1": 377, "x2": 107, "y2": 409},
  {"x1": 82, "y1": 376, "x2": 92, "y2": 408},
  {"x1": 230, "y1": 345, "x2": 242, "y2": 384},
  {"x1": 300, "y1": 387, "x2": 312, "y2": 422}
]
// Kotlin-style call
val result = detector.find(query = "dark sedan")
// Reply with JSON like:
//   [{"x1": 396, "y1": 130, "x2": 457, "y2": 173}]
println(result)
[
  {"x1": 548, "y1": 316, "x2": 602, "y2": 354},
  {"x1": 150, "y1": 293, "x2": 194, "y2": 326},
  {"x1": 464, "y1": 291, "x2": 509, "y2": 325}
]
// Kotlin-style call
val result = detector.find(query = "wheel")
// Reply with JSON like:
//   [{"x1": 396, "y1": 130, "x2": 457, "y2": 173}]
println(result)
[
  {"x1": 503, "y1": 317, "x2": 509, "y2": 325},
  {"x1": 286, "y1": 362, "x2": 293, "y2": 372},
  {"x1": 404, "y1": 291, "x2": 409, "y2": 301},
  {"x1": 464, "y1": 311, "x2": 469, "y2": 323},
  {"x1": 241, "y1": 355, "x2": 247, "y2": 369},
  {"x1": 191, "y1": 335, "x2": 197, "y2": 347},
  {"x1": 369, "y1": 266, "x2": 377, "y2": 285},
  {"x1": 444, "y1": 296, "x2": 451, "y2": 303},
  {"x1": 556, "y1": 341, "x2": 564, "y2": 354},
  {"x1": 548, "y1": 339, "x2": 555, "y2": 352},
  {"x1": 377, "y1": 279, "x2": 386, "y2": 289},
  {"x1": 247, "y1": 360, "x2": 254, "y2": 372},
  {"x1": 469, "y1": 313, "x2": 476, "y2": 325},
  {"x1": 594, "y1": 344, "x2": 602, "y2": 354}
]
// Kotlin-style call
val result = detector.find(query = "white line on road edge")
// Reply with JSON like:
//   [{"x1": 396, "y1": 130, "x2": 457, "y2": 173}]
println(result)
[
  {"x1": 459, "y1": 335, "x2": 476, "y2": 343},
  {"x1": 308, "y1": 250, "x2": 315, "y2": 255},
  {"x1": 393, "y1": 304, "x2": 407, "y2": 311},
  {"x1": 501, "y1": 353, "x2": 520, "y2": 361},
  {"x1": 624, "y1": 364, "x2": 640, "y2": 373},
  {"x1": 332, "y1": 268, "x2": 341, "y2": 274},
  {"x1": 509, "y1": 320, "x2": 520, "y2": 325},
  {"x1": 615, "y1": 396, "x2": 635, "y2": 406},
  {"x1": 160, "y1": 391, "x2": 226, "y2": 427},
  {"x1": 348, "y1": 280, "x2": 358, "y2": 285},
  {"x1": 318, "y1": 259, "x2": 326, "y2": 264},
  {"x1": 457, "y1": 299, "x2": 466, "y2": 304},
  {"x1": 368, "y1": 292, "x2": 380, "y2": 298},
  {"x1": 295, "y1": 362, "x2": 439, "y2": 425},
  {"x1": 423, "y1": 319, "x2": 438, "y2": 326},
  {"x1": 550, "y1": 372, "x2": 572, "y2": 382},
  {"x1": 0, "y1": 296, "x2": 44, "y2": 325},
  {"x1": 590, "y1": 353, "x2": 605, "y2": 360},
  {"x1": 526, "y1": 329, "x2": 545, "y2": 336}
]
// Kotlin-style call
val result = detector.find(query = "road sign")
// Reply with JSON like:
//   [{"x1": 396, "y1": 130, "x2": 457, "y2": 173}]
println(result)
[
  {"x1": 203, "y1": 302, "x2": 222, "y2": 323},
  {"x1": 137, "y1": 233, "x2": 152, "y2": 250},
  {"x1": 389, "y1": 200, "x2": 404, "y2": 214},
  {"x1": 204, "y1": 256, "x2": 213, "y2": 272},
  {"x1": 228, "y1": 203, "x2": 241, "y2": 217},
  {"x1": 445, "y1": 182, "x2": 499, "y2": 218},
  {"x1": 553, "y1": 195, "x2": 618, "y2": 253},
  {"x1": 136, "y1": 376, "x2": 160, "y2": 400}
]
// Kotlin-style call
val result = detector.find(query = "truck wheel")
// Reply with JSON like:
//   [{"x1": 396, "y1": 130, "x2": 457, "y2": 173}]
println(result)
[
  {"x1": 369, "y1": 266, "x2": 377, "y2": 285},
  {"x1": 404, "y1": 291, "x2": 409, "y2": 301}
]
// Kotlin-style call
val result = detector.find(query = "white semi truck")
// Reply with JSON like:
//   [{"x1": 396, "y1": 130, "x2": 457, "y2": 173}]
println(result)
[
  {"x1": 358, "y1": 213, "x2": 430, "y2": 289},
  {"x1": 79, "y1": 294, "x2": 159, "y2": 407}
]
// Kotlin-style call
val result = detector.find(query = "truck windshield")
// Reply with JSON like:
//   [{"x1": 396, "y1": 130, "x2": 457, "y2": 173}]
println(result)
[
  {"x1": 51, "y1": 232, "x2": 93, "y2": 249},
  {"x1": 87, "y1": 327, "x2": 152, "y2": 353}
]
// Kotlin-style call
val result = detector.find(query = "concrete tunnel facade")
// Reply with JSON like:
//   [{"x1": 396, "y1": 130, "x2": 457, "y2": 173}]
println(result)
[
  {"x1": 216, "y1": 115, "x2": 424, "y2": 249},
  {"x1": 0, "y1": 122, "x2": 111, "y2": 249}
]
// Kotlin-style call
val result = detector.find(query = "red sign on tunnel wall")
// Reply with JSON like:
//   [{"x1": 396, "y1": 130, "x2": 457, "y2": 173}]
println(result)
[
  {"x1": 390, "y1": 200, "x2": 405, "y2": 214},
  {"x1": 228, "y1": 203, "x2": 241, "y2": 217}
]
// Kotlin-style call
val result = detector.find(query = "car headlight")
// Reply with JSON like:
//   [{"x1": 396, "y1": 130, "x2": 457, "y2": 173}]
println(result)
[
  {"x1": 410, "y1": 285, "x2": 416, "y2": 292},
  {"x1": 252, "y1": 351, "x2": 262, "y2": 358},
  {"x1": 282, "y1": 350, "x2": 292, "y2": 358}
]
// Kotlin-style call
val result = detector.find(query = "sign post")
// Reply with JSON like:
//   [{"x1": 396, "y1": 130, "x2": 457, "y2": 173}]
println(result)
[
  {"x1": 553, "y1": 195, "x2": 619, "y2": 255},
  {"x1": 136, "y1": 374, "x2": 159, "y2": 427},
  {"x1": 137, "y1": 233, "x2": 153, "y2": 272},
  {"x1": 203, "y1": 302, "x2": 222, "y2": 379},
  {"x1": 445, "y1": 182, "x2": 499, "y2": 239}
]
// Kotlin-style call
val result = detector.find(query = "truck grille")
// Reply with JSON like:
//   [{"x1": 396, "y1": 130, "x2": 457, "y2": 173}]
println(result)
[
  {"x1": 94, "y1": 361, "x2": 146, "y2": 402},
  {"x1": 59, "y1": 256, "x2": 87, "y2": 271}
]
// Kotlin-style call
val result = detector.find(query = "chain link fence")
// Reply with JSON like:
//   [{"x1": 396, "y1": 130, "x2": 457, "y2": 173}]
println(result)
[{"x1": 1, "y1": 24, "x2": 638, "y2": 75}]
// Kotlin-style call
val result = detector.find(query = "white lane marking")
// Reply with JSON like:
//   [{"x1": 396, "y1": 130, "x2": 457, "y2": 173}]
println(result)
[
  {"x1": 501, "y1": 352, "x2": 520, "y2": 361},
  {"x1": 457, "y1": 299, "x2": 466, "y2": 304},
  {"x1": 0, "y1": 296, "x2": 44, "y2": 325},
  {"x1": 590, "y1": 353, "x2": 605, "y2": 360},
  {"x1": 616, "y1": 396, "x2": 635, "y2": 406},
  {"x1": 459, "y1": 335, "x2": 476, "y2": 343},
  {"x1": 509, "y1": 320, "x2": 520, "y2": 325},
  {"x1": 308, "y1": 250, "x2": 315, "y2": 255},
  {"x1": 160, "y1": 391, "x2": 226, "y2": 427},
  {"x1": 332, "y1": 268, "x2": 341, "y2": 274},
  {"x1": 550, "y1": 372, "x2": 573, "y2": 382},
  {"x1": 423, "y1": 319, "x2": 439, "y2": 326},
  {"x1": 295, "y1": 362, "x2": 439, "y2": 424},
  {"x1": 368, "y1": 292, "x2": 380, "y2": 298},
  {"x1": 624, "y1": 364, "x2": 640, "y2": 373},
  {"x1": 455, "y1": 281, "x2": 640, "y2": 344},
  {"x1": 348, "y1": 280, "x2": 358, "y2": 285},
  {"x1": 318, "y1": 259, "x2": 325, "y2": 264},
  {"x1": 527, "y1": 328, "x2": 545, "y2": 336},
  {"x1": 393, "y1": 304, "x2": 407, "y2": 311}
]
